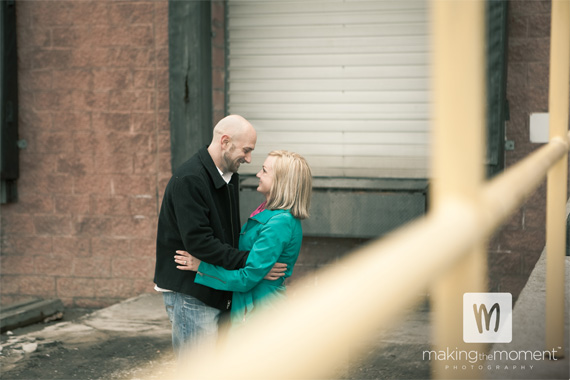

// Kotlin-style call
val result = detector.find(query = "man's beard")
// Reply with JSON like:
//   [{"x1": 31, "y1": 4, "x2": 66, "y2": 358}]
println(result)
[{"x1": 222, "y1": 150, "x2": 242, "y2": 173}]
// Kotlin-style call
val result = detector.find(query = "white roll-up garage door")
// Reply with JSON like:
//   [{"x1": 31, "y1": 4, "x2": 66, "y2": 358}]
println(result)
[{"x1": 227, "y1": 0, "x2": 430, "y2": 178}]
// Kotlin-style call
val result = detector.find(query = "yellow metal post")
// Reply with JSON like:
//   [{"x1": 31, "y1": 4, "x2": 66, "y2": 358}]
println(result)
[
  {"x1": 545, "y1": 0, "x2": 570, "y2": 359},
  {"x1": 429, "y1": 1, "x2": 487, "y2": 378}
]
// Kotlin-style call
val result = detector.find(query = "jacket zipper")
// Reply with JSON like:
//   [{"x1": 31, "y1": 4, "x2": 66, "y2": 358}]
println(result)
[
  {"x1": 227, "y1": 185, "x2": 236, "y2": 246},
  {"x1": 198, "y1": 270, "x2": 230, "y2": 310},
  {"x1": 197, "y1": 271, "x2": 226, "y2": 284}
]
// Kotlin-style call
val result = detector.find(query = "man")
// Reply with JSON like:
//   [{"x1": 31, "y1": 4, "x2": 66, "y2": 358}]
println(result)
[{"x1": 154, "y1": 115, "x2": 283, "y2": 357}]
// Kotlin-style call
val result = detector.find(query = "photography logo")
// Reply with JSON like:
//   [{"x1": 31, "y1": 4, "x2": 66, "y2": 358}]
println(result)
[{"x1": 463, "y1": 293, "x2": 512, "y2": 343}]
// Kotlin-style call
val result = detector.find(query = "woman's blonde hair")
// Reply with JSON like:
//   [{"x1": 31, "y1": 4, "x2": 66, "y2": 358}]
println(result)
[{"x1": 265, "y1": 150, "x2": 312, "y2": 220}]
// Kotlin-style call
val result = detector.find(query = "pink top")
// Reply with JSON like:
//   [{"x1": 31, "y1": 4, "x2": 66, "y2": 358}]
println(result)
[{"x1": 249, "y1": 202, "x2": 267, "y2": 218}]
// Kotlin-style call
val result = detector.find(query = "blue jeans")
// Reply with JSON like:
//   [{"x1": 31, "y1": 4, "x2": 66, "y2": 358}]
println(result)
[{"x1": 162, "y1": 292, "x2": 221, "y2": 359}]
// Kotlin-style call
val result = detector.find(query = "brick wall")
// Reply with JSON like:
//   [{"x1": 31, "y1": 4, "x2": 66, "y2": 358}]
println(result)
[
  {"x1": 1, "y1": 0, "x2": 564, "y2": 309},
  {"x1": 0, "y1": 1, "x2": 170, "y2": 308},
  {"x1": 487, "y1": 0, "x2": 569, "y2": 301}
]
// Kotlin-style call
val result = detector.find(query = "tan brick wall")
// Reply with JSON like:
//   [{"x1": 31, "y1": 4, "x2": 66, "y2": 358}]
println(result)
[
  {"x1": 1, "y1": 0, "x2": 170, "y2": 308},
  {"x1": 487, "y1": 0, "x2": 569, "y2": 301},
  {"x1": 1, "y1": 0, "x2": 563, "y2": 309}
]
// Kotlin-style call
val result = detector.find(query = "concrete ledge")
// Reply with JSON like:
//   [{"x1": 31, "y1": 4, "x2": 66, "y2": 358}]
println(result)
[
  {"x1": 0, "y1": 298, "x2": 64, "y2": 333},
  {"x1": 484, "y1": 253, "x2": 569, "y2": 379},
  {"x1": 484, "y1": 199, "x2": 570, "y2": 379}
]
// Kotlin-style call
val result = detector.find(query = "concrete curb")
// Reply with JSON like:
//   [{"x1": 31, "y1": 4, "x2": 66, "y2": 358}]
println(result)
[
  {"x1": 0, "y1": 298, "x2": 64, "y2": 333},
  {"x1": 483, "y1": 199, "x2": 570, "y2": 380},
  {"x1": 484, "y1": 252, "x2": 569, "y2": 379}
]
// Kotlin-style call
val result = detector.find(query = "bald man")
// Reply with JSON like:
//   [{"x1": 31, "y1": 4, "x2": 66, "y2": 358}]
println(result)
[{"x1": 154, "y1": 115, "x2": 281, "y2": 358}]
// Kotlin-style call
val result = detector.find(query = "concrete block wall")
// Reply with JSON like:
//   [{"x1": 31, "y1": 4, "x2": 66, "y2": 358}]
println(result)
[
  {"x1": 0, "y1": 1, "x2": 171, "y2": 308},
  {"x1": 487, "y1": 0, "x2": 569, "y2": 301},
  {"x1": 1, "y1": 0, "x2": 564, "y2": 309}
]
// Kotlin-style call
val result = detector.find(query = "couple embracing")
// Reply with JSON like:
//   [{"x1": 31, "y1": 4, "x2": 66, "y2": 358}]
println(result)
[{"x1": 154, "y1": 115, "x2": 312, "y2": 358}]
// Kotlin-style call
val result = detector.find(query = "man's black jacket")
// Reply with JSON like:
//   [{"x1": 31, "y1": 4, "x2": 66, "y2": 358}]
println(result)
[{"x1": 154, "y1": 146, "x2": 249, "y2": 311}]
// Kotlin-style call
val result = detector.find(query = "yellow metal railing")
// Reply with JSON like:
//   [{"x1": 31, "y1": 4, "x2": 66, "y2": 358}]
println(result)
[
  {"x1": 545, "y1": 0, "x2": 570, "y2": 359},
  {"x1": 166, "y1": 1, "x2": 569, "y2": 379}
]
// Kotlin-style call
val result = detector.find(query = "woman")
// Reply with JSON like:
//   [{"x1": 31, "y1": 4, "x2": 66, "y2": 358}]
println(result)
[{"x1": 175, "y1": 150, "x2": 312, "y2": 327}]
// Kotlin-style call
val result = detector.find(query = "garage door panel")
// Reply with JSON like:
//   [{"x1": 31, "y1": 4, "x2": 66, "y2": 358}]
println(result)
[{"x1": 228, "y1": 0, "x2": 430, "y2": 178}]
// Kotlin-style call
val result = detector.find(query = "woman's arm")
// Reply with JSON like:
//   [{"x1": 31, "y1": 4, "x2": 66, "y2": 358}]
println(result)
[
  {"x1": 175, "y1": 251, "x2": 287, "y2": 280},
  {"x1": 192, "y1": 214, "x2": 294, "y2": 293}
]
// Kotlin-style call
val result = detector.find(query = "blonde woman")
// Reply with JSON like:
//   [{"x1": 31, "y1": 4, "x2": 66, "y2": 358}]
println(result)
[{"x1": 175, "y1": 150, "x2": 312, "y2": 327}]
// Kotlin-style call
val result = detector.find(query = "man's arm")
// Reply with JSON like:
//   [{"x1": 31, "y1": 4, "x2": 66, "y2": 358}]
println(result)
[{"x1": 264, "y1": 263, "x2": 287, "y2": 280}]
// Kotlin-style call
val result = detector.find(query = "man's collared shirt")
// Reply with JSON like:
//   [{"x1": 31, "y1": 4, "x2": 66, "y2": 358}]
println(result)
[{"x1": 217, "y1": 167, "x2": 233, "y2": 184}]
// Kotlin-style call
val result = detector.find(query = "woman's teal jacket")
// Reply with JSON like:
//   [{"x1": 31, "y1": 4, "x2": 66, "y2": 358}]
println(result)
[{"x1": 194, "y1": 208, "x2": 302, "y2": 326}]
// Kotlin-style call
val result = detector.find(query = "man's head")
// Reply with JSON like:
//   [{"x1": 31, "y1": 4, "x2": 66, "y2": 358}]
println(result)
[{"x1": 208, "y1": 115, "x2": 257, "y2": 174}]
